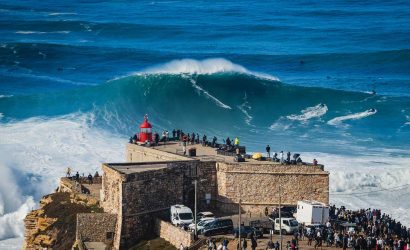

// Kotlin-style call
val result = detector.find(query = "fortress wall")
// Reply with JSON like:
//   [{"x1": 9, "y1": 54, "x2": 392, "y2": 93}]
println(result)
[
  {"x1": 216, "y1": 162, "x2": 329, "y2": 214},
  {"x1": 76, "y1": 213, "x2": 117, "y2": 245},
  {"x1": 101, "y1": 165, "x2": 123, "y2": 250},
  {"x1": 126, "y1": 143, "x2": 190, "y2": 162},
  {"x1": 155, "y1": 219, "x2": 194, "y2": 249},
  {"x1": 106, "y1": 160, "x2": 218, "y2": 248},
  {"x1": 101, "y1": 165, "x2": 124, "y2": 214},
  {"x1": 119, "y1": 163, "x2": 187, "y2": 248},
  {"x1": 195, "y1": 161, "x2": 218, "y2": 210}
]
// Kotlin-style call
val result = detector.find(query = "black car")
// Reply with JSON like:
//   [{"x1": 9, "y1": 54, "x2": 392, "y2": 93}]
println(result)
[
  {"x1": 199, "y1": 219, "x2": 233, "y2": 236},
  {"x1": 233, "y1": 226, "x2": 263, "y2": 239}
]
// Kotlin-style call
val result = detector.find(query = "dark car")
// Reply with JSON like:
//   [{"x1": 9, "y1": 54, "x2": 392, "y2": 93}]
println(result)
[
  {"x1": 233, "y1": 226, "x2": 263, "y2": 239},
  {"x1": 199, "y1": 219, "x2": 233, "y2": 236}
]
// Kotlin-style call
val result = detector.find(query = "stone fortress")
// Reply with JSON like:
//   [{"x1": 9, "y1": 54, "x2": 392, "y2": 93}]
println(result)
[{"x1": 24, "y1": 117, "x2": 329, "y2": 250}]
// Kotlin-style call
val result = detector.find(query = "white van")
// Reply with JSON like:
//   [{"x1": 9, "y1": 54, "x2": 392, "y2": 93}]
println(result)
[
  {"x1": 170, "y1": 205, "x2": 194, "y2": 227},
  {"x1": 274, "y1": 217, "x2": 299, "y2": 234}
]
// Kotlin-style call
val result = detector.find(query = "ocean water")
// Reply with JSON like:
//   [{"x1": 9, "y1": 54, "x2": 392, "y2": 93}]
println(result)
[{"x1": 0, "y1": 0, "x2": 410, "y2": 247}]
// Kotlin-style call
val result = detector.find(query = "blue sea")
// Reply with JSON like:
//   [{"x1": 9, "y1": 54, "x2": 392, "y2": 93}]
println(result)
[{"x1": 0, "y1": 0, "x2": 409, "y2": 246}]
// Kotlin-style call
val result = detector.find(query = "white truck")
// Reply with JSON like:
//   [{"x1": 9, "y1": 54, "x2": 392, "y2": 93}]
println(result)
[
  {"x1": 274, "y1": 217, "x2": 299, "y2": 234},
  {"x1": 170, "y1": 204, "x2": 194, "y2": 227},
  {"x1": 296, "y1": 200, "x2": 329, "y2": 225}
]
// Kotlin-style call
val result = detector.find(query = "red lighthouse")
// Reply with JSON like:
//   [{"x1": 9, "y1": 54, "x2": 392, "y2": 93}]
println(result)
[{"x1": 139, "y1": 114, "x2": 153, "y2": 144}]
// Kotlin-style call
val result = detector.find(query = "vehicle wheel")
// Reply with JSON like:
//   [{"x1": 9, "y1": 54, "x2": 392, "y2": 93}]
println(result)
[{"x1": 281, "y1": 229, "x2": 287, "y2": 235}]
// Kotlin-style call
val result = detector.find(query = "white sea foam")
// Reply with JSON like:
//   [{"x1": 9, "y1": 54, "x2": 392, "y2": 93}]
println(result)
[
  {"x1": 15, "y1": 31, "x2": 70, "y2": 34},
  {"x1": 327, "y1": 109, "x2": 377, "y2": 125},
  {"x1": 286, "y1": 103, "x2": 328, "y2": 121},
  {"x1": 47, "y1": 12, "x2": 77, "y2": 16},
  {"x1": 301, "y1": 151, "x2": 410, "y2": 227},
  {"x1": 188, "y1": 78, "x2": 232, "y2": 109},
  {"x1": 0, "y1": 237, "x2": 22, "y2": 250},
  {"x1": 113, "y1": 58, "x2": 279, "y2": 81},
  {"x1": 0, "y1": 113, "x2": 125, "y2": 242}
]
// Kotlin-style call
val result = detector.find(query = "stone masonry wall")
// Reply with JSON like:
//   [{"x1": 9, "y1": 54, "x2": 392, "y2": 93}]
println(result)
[
  {"x1": 101, "y1": 165, "x2": 123, "y2": 250},
  {"x1": 195, "y1": 161, "x2": 218, "y2": 211},
  {"x1": 76, "y1": 213, "x2": 117, "y2": 244},
  {"x1": 127, "y1": 143, "x2": 190, "y2": 162},
  {"x1": 155, "y1": 219, "x2": 194, "y2": 249},
  {"x1": 216, "y1": 162, "x2": 329, "y2": 214},
  {"x1": 119, "y1": 162, "x2": 188, "y2": 248}
]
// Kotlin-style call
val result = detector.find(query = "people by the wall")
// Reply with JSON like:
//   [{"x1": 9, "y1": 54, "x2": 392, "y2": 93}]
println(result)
[
  {"x1": 266, "y1": 145, "x2": 271, "y2": 158},
  {"x1": 87, "y1": 173, "x2": 93, "y2": 184},
  {"x1": 66, "y1": 167, "x2": 71, "y2": 177}
]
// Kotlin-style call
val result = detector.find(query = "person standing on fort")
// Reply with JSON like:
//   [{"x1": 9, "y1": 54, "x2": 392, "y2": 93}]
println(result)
[
  {"x1": 313, "y1": 159, "x2": 318, "y2": 166},
  {"x1": 182, "y1": 135, "x2": 187, "y2": 155},
  {"x1": 266, "y1": 145, "x2": 271, "y2": 158},
  {"x1": 154, "y1": 132, "x2": 159, "y2": 145},
  {"x1": 87, "y1": 173, "x2": 93, "y2": 184},
  {"x1": 66, "y1": 167, "x2": 71, "y2": 177},
  {"x1": 234, "y1": 137, "x2": 239, "y2": 146},
  {"x1": 280, "y1": 151, "x2": 284, "y2": 163},
  {"x1": 75, "y1": 171, "x2": 80, "y2": 181},
  {"x1": 202, "y1": 134, "x2": 207, "y2": 146},
  {"x1": 172, "y1": 129, "x2": 176, "y2": 139}
]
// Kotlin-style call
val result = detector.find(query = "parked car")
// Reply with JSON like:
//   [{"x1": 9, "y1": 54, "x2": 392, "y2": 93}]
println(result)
[
  {"x1": 188, "y1": 217, "x2": 215, "y2": 231},
  {"x1": 170, "y1": 204, "x2": 193, "y2": 227},
  {"x1": 197, "y1": 211, "x2": 215, "y2": 221},
  {"x1": 199, "y1": 219, "x2": 233, "y2": 236},
  {"x1": 249, "y1": 219, "x2": 273, "y2": 233},
  {"x1": 233, "y1": 226, "x2": 263, "y2": 239}
]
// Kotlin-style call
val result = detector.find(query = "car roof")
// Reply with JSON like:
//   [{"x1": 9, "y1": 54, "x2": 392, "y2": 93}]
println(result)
[{"x1": 198, "y1": 211, "x2": 214, "y2": 216}]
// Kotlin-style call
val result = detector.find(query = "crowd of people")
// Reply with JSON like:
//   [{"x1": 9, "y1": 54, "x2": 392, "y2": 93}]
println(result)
[
  {"x1": 282, "y1": 205, "x2": 409, "y2": 250},
  {"x1": 65, "y1": 167, "x2": 100, "y2": 185},
  {"x1": 130, "y1": 127, "x2": 317, "y2": 164}
]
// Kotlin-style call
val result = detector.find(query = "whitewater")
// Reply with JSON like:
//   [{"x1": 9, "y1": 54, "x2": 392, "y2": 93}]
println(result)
[{"x1": 1, "y1": 0, "x2": 410, "y2": 248}]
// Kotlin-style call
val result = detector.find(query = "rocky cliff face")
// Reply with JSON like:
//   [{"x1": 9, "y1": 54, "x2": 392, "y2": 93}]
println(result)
[{"x1": 23, "y1": 192, "x2": 102, "y2": 250}]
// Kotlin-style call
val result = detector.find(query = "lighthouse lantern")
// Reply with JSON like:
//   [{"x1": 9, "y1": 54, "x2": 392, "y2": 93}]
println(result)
[{"x1": 139, "y1": 115, "x2": 153, "y2": 143}]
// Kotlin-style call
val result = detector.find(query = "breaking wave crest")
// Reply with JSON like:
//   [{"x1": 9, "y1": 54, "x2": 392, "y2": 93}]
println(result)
[{"x1": 117, "y1": 58, "x2": 279, "y2": 81}]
